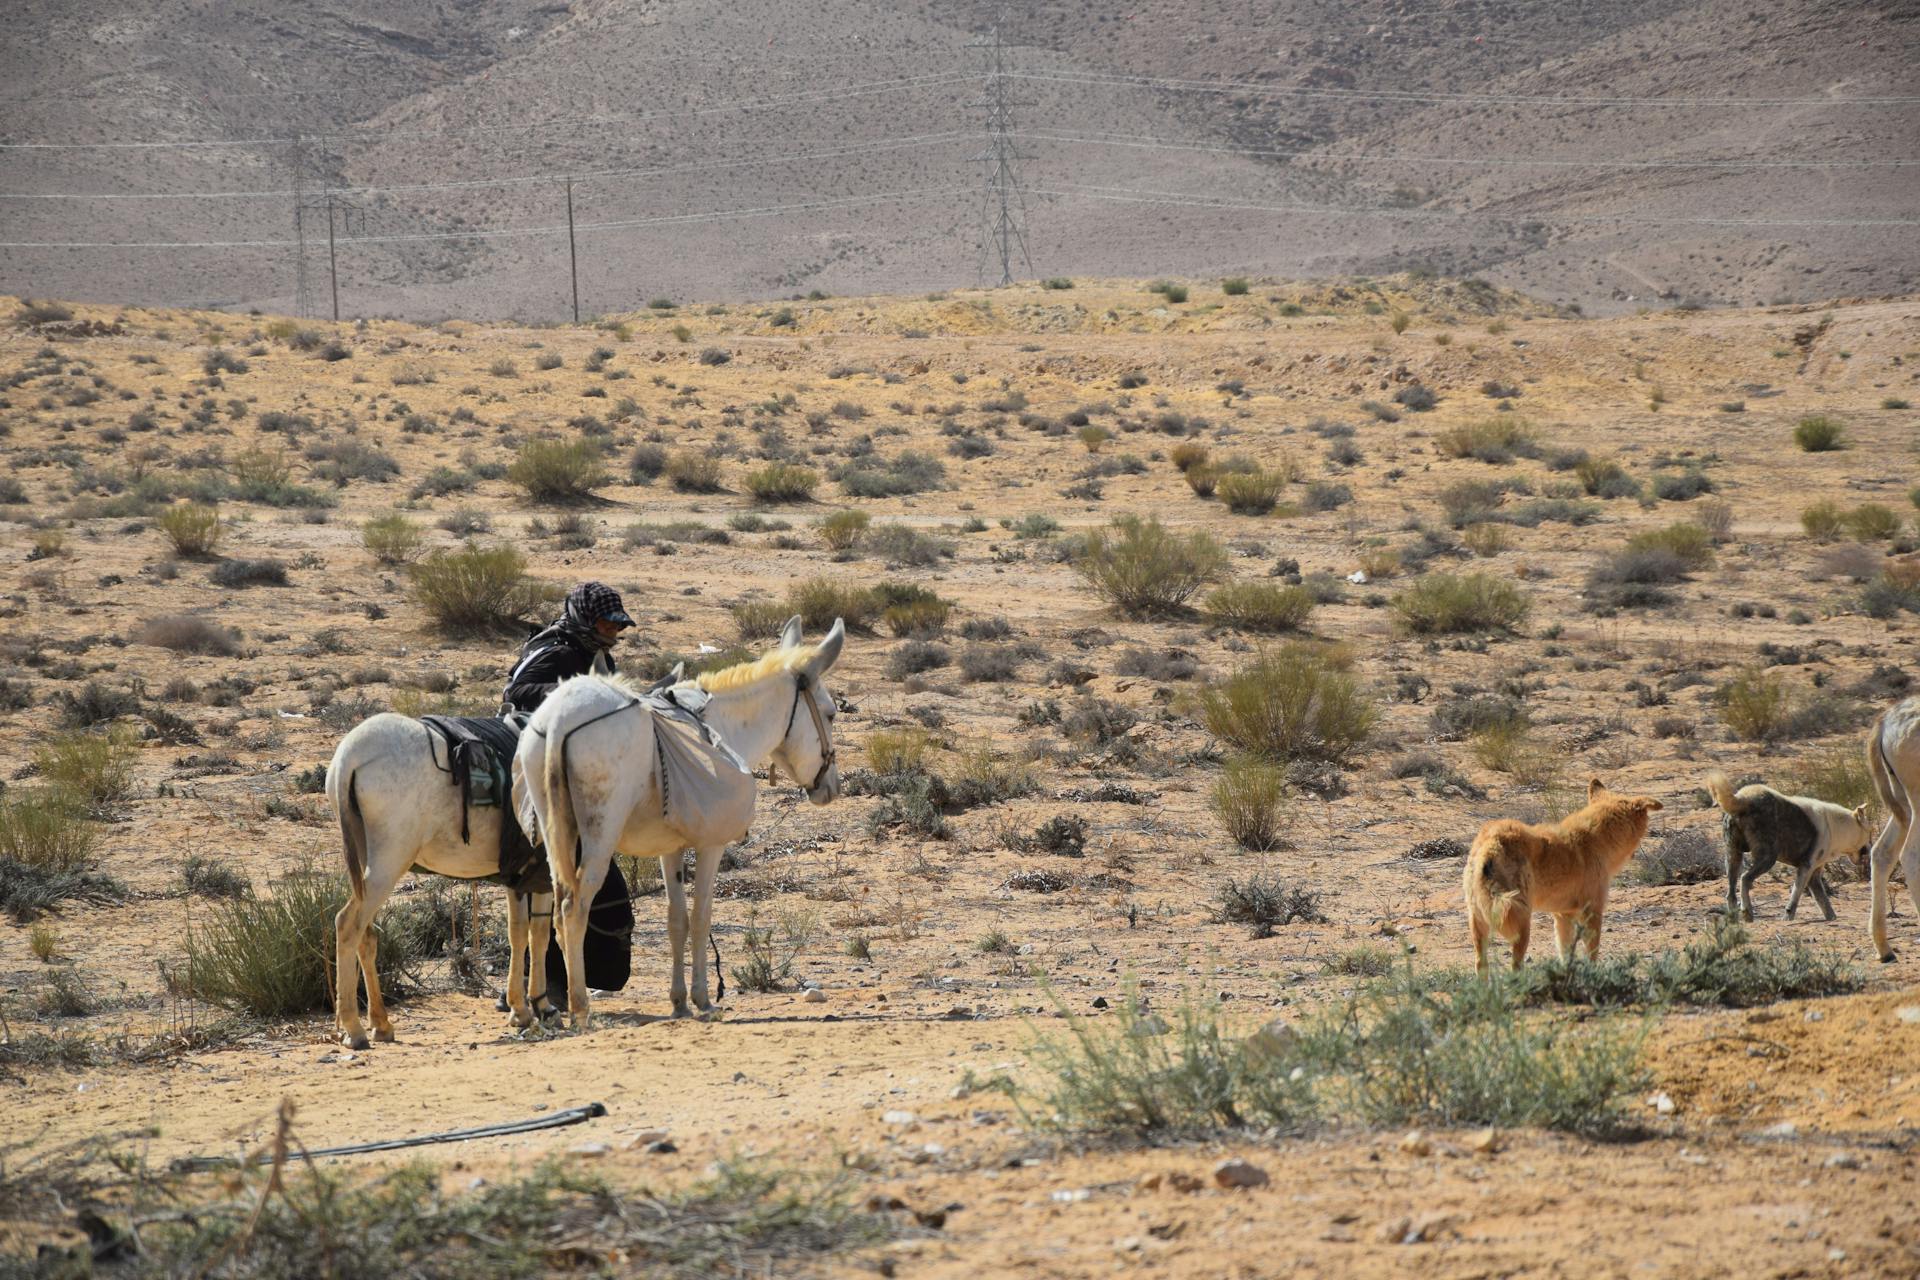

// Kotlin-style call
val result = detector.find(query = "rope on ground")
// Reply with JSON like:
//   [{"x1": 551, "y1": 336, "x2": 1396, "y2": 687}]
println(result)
[{"x1": 168, "y1": 1102, "x2": 607, "y2": 1172}]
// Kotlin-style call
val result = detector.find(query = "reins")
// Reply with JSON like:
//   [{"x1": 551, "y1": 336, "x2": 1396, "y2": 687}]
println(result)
[{"x1": 781, "y1": 672, "x2": 836, "y2": 793}]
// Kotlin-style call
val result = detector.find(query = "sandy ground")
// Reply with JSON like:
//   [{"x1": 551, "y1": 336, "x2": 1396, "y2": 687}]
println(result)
[{"x1": 2, "y1": 278, "x2": 1918, "y2": 1275}]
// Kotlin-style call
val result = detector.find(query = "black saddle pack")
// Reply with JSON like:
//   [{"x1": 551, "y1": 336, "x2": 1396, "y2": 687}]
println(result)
[{"x1": 420, "y1": 714, "x2": 549, "y2": 896}]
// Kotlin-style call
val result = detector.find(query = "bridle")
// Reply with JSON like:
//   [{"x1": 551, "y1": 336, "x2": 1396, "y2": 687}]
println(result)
[{"x1": 778, "y1": 671, "x2": 836, "y2": 794}]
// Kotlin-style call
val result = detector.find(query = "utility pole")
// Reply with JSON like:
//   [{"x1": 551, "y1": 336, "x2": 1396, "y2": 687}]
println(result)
[
  {"x1": 969, "y1": 16, "x2": 1034, "y2": 286},
  {"x1": 565, "y1": 176, "x2": 581, "y2": 323},
  {"x1": 325, "y1": 190, "x2": 340, "y2": 322},
  {"x1": 291, "y1": 134, "x2": 309, "y2": 318}
]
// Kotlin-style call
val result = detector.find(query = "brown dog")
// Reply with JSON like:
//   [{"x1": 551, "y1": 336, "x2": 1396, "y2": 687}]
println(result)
[{"x1": 1464, "y1": 778, "x2": 1664, "y2": 974}]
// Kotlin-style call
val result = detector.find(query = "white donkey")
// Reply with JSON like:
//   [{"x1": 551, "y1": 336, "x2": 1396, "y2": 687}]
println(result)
[
  {"x1": 517, "y1": 615, "x2": 845, "y2": 1027},
  {"x1": 1866, "y1": 695, "x2": 1920, "y2": 962}
]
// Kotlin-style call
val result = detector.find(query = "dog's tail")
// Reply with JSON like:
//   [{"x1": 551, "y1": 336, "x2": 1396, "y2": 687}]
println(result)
[
  {"x1": 1703, "y1": 769, "x2": 1747, "y2": 817},
  {"x1": 1463, "y1": 828, "x2": 1525, "y2": 934},
  {"x1": 1866, "y1": 712, "x2": 1908, "y2": 829}
]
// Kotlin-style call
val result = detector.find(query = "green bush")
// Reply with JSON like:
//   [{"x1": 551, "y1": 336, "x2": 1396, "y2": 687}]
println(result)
[
  {"x1": 1842, "y1": 503, "x2": 1900, "y2": 541},
  {"x1": 1392, "y1": 572, "x2": 1530, "y2": 634},
  {"x1": 1574, "y1": 455, "x2": 1637, "y2": 498},
  {"x1": 1716, "y1": 667, "x2": 1792, "y2": 741},
  {"x1": 158, "y1": 502, "x2": 222, "y2": 555},
  {"x1": 1782, "y1": 743, "x2": 1880, "y2": 818},
  {"x1": 783, "y1": 578, "x2": 882, "y2": 632},
  {"x1": 1524, "y1": 916, "x2": 1858, "y2": 1009},
  {"x1": 1434, "y1": 418, "x2": 1538, "y2": 463},
  {"x1": 1198, "y1": 642, "x2": 1377, "y2": 763},
  {"x1": 1221, "y1": 277, "x2": 1250, "y2": 296},
  {"x1": 1184, "y1": 464, "x2": 1219, "y2": 498},
  {"x1": 0, "y1": 790, "x2": 97, "y2": 873},
  {"x1": 1625, "y1": 522, "x2": 1713, "y2": 570},
  {"x1": 1210, "y1": 757, "x2": 1290, "y2": 851},
  {"x1": 1800, "y1": 499, "x2": 1845, "y2": 541},
  {"x1": 179, "y1": 867, "x2": 416, "y2": 1017},
  {"x1": 32, "y1": 729, "x2": 137, "y2": 810},
  {"x1": 1075, "y1": 515, "x2": 1227, "y2": 617},
  {"x1": 815, "y1": 509, "x2": 869, "y2": 551},
  {"x1": 508, "y1": 440, "x2": 607, "y2": 503},
  {"x1": 361, "y1": 513, "x2": 425, "y2": 565},
  {"x1": 665, "y1": 450, "x2": 725, "y2": 493},
  {"x1": 743, "y1": 463, "x2": 819, "y2": 503},
  {"x1": 1204, "y1": 581, "x2": 1315, "y2": 633},
  {"x1": 406, "y1": 543, "x2": 547, "y2": 632},
  {"x1": 835, "y1": 450, "x2": 946, "y2": 498},
  {"x1": 1169, "y1": 442, "x2": 1210, "y2": 472},
  {"x1": 1793, "y1": 414, "x2": 1847, "y2": 452},
  {"x1": 1215, "y1": 469, "x2": 1287, "y2": 515}
]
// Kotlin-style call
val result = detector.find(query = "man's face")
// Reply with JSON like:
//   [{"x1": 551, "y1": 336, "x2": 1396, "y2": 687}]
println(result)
[{"x1": 593, "y1": 618, "x2": 625, "y2": 643}]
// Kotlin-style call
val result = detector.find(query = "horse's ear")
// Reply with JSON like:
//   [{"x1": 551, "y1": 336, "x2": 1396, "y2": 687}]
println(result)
[
  {"x1": 779, "y1": 615, "x2": 803, "y2": 649},
  {"x1": 670, "y1": 661, "x2": 687, "y2": 683},
  {"x1": 806, "y1": 618, "x2": 846, "y2": 678}
]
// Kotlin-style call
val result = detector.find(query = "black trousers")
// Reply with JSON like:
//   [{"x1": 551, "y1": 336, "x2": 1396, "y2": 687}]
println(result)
[{"x1": 541, "y1": 861, "x2": 633, "y2": 994}]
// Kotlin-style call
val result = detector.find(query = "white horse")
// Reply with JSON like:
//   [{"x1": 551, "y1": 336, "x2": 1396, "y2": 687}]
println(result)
[
  {"x1": 517, "y1": 615, "x2": 844, "y2": 1027},
  {"x1": 1866, "y1": 695, "x2": 1920, "y2": 961}
]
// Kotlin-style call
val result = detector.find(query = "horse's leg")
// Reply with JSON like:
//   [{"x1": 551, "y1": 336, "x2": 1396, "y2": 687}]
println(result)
[
  {"x1": 527, "y1": 892, "x2": 556, "y2": 1019},
  {"x1": 1869, "y1": 815, "x2": 1905, "y2": 961},
  {"x1": 689, "y1": 844, "x2": 723, "y2": 1012},
  {"x1": 333, "y1": 859, "x2": 403, "y2": 1051},
  {"x1": 563, "y1": 856, "x2": 612, "y2": 1030},
  {"x1": 357, "y1": 932, "x2": 393, "y2": 1042},
  {"x1": 504, "y1": 891, "x2": 533, "y2": 1029},
  {"x1": 663, "y1": 856, "x2": 690, "y2": 1017}
]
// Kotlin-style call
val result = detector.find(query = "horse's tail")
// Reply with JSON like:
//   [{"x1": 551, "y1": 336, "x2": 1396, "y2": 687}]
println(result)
[
  {"x1": 328, "y1": 742, "x2": 369, "y2": 900},
  {"x1": 542, "y1": 719, "x2": 583, "y2": 906},
  {"x1": 1867, "y1": 712, "x2": 1908, "y2": 828},
  {"x1": 1703, "y1": 769, "x2": 1747, "y2": 817}
]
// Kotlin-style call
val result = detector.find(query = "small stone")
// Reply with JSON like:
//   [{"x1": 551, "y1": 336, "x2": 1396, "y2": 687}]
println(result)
[
  {"x1": 1136, "y1": 1173, "x2": 1163, "y2": 1192},
  {"x1": 1804, "y1": 1009, "x2": 1824, "y2": 1022},
  {"x1": 1896, "y1": 1006, "x2": 1920, "y2": 1025},
  {"x1": 622, "y1": 1129, "x2": 670, "y2": 1150},
  {"x1": 1649, "y1": 1091, "x2": 1676, "y2": 1115},
  {"x1": 1469, "y1": 1128, "x2": 1500, "y2": 1155},
  {"x1": 943, "y1": 1006, "x2": 973, "y2": 1021},
  {"x1": 1130, "y1": 1013, "x2": 1170, "y2": 1036},
  {"x1": 1212, "y1": 1159, "x2": 1269, "y2": 1189},
  {"x1": 802, "y1": 988, "x2": 827, "y2": 1003},
  {"x1": 1825, "y1": 1152, "x2": 1863, "y2": 1169},
  {"x1": 1168, "y1": 1172, "x2": 1205, "y2": 1193},
  {"x1": 1399, "y1": 1130, "x2": 1432, "y2": 1157},
  {"x1": 568, "y1": 1142, "x2": 610, "y2": 1158},
  {"x1": 1829, "y1": 1249, "x2": 1848, "y2": 1263},
  {"x1": 802, "y1": 979, "x2": 822, "y2": 990},
  {"x1": 1760, "y1": 1121, "x2": 1798, "y2": 1139},
  {"x1": 1091, "y1": 996, "x2": 1110, "y2": 1009},
  {"x1": 1051, "y1": 1188, "x2": 1092, "y2": 1203},
  {"x1": 883, "y1": 1110, "x2": 917, "y2": 1127},
  {"x1": 643, "y1": 1139, "x2": 677, "y2": 1155}
]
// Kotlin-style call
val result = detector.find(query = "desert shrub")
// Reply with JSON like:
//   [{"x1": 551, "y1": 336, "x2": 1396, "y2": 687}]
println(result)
[
  {"x1": 1461, "y1": 522, "x2": 1510, "y2": 556},
  {"x1": 1302, "y1": 481, "x2": 1352, "y2": 512},
  {"x1": 1429, "y1": 693, "x2": 1528, "y2": 741},
  {"x1": 1169, "y1": 442, "x2": 1210, "y2": 472},
  {"x1": 52, "y1": 682, "x2": 141, "y2": 729},
  {"x1": 815, "y1": 509, "x2": 869, "y2": 551},
  {"x1": 836, "y1": 450, "x2": 946, "y2": 498},
  {"x1": 1782, "y1": 743, "x2": 1879, "y2": 816},
  {"x1": 1694, "y1": 498, "x2": 1734, "y2": 542},
  {"x1": 785, "y1": 578, "x2": 882, "y2": 631},
  {"x1": 743, "y1": 463, "x2": 818, "y2": 503},
  {"x1": 1221, "y1": 276, "x2": 1249, "y2": 296},
  {"x1": 1651, "y1": 469, "x2": 1713, "y2": 501},
  {"x1": 307, "y1": 439, "x2": 399, "y2": 485},
  {"x1": 1215, "y1": 468, "x2": 1288, "y2": 515},
  {"x1": 958, "y1": 645, "x2": 1020, "y2": 683},
  {"x1": 1437, "y1": 478, "x2": 1507, "y2": 526},
  {"x1": 181, "y1": 853, "x2": 251, "y2": 899},
  {"x1": 1800, "y1": 499, "x2": 1845, "y2": 541},
  {"x1": 866, "y1": 524, "x2": 953, "y2": 566},
  {"x1": 407, "y1": 543, "x2": 545, "y2": 632},
  {"x1": 1394, "y1": 383, "x2": 1437, "y2": 412},
  {"x1": 1626, "y1": 522, "x2": 1713, "y2": 570},
  {"x1": 508, "y1": 440, "x2": 607, "y2": 502},
  {"x1": 885, "y1": 640, "x2": 950, "y2": 680},
  {"x1": 1434, "y1": 418, "x2": 1537, "y2": 463},
  {"x1": 178, "y1": 866, "x2": 416, "y2": 1017},
  {"x1": 1184, "y1": 464, "x2": 1220, "y2": 498},
  {"x1": 210, "y1": 557, "x2": 287, "y2": 588},
  {"x1": 1211, "y1": 757, "x2": 1290, "y2": 851},
  {"x1": 865, "y1": 727, "x2": 936, "y2": 777},
  {"x1": 1793, "y1": 415, "x2": 1846, "y2": 452},
  {"x1": 1393, "y1": 572, "x2": 1530, "y2": 634},
  {"x1": 1574, "y1": 455, "x2": 1638, "y2": 498},
  {"x1": 1716, "y1": 668, "x2": 1793, "y2": 742},
  {"x1": 33, "y1": 729, "x2": 137, "y2": 809},
  {"x1": 1204, "y1": 581, "x2": 1314, "y2": 633},
  {"x1": 629, "y1": 442, "x2": 669, "y2": 482},
  {"x1": 158, "y1": 502, "x2": 221, "y2": 555},
  {"x1": 1629, "y1": 829, "x2": 1722, "y2": 886},
  {"x1": 948, "y1": 744, "x2": 1036, "y2": 809},
  {"x1": 0, "y1": 790, "x2": 98, "y2": 876},
  {"x1": 359, "y1": 513, "x2": 425, "y2": 565},
  {"x1": 1214, "y1": 873, "x2": 1326, "y2": 937},
  {"x1": 1199, "y1": 643, "x2": 1377, "y2": 763},
  {"x1": 665, "y1": 451, "x2": 725, "y2": 493},
  {"x1": 1842, "y1": 503, "x2": 1900, "y2": 541},
  {"x1": 134, "y1": 614, "x2": 240, "y2": 656},
  {"x1": 1525, "y1": 916, "x2": 1857, "y2": 1009},
  {"x1": 1114, "y1": 647, "x2": 1198, "y2": 681},
  {"x1": 15, "y1": 299, "x2": 74, "y2": 325},
  {"x1": 1076, "y1": 515, "x2": 1227, "y2": 617},
  {"x1": 1469, "y1": 723, "x2": 1561, "y2": 786}
]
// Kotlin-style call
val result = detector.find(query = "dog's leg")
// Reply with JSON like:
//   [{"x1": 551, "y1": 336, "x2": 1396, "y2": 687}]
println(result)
[
  {"x1": 1809, "y1": 872, "x2": 1836, "y2": 922},
  {"x1": 1508, "y1": 910, "x2": 1531, "y2": 971},
  {"x1": 1552, "y1": 913, "x2": 1577, "y2": 961},
  {"x1": 1583, "y1": 892, "x2": 1607, "y2": 960},
  {"x1": 1725, "y1": 835, "x2": 1743, "y2": 919},
  {"x1": 1785, "y1": 863, "x2": 1814, "y2": 920},
  {"x1": 1741, "y1": 846, "x2": 1776, "y2": 922}
]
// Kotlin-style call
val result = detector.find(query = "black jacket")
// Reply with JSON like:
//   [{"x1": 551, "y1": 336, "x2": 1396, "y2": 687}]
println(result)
[{"x1": 501, "y1": 621, "x2": 614, "y2": 715}]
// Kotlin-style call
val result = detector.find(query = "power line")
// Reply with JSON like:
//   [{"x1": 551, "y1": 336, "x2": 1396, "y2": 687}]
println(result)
[
  {"x1": 0, "y1": 73, "x2": 975, "y2": 150},
  {"x1": 1013, "y1": 129, "x2": 1920, "y2": 170},
  {"x1": 0, "y1": 186, "x2": 973, "y2": 249},
  {"x1": 0, "y1": 132, "x2": 982, "y2": 200},
  {"x1": 1033, "y1": 180, "x2": 1920, "y2": 227},
  {"x1": 1007, "y1": 69, "x2": 1920, "y2": 108}
]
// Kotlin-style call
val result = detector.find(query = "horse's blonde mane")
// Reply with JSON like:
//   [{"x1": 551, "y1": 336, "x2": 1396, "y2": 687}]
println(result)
[{"x1": 696, "y1": 643, "x2": 817, "y2": 693}]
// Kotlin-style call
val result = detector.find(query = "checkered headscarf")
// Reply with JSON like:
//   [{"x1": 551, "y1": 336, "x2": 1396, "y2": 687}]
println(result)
[{"x1": 561, "y1": 582, "x2": 631, "y2": 648}]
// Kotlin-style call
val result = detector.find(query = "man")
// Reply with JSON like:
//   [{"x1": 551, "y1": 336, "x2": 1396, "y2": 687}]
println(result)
[{"x1": 501, "y1": 581, "x2": 636, "y2": 1005}]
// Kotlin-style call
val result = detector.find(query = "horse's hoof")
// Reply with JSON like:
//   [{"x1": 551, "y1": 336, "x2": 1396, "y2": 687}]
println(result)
[
  {"x1": 373, "y1": 1028, "x2": 395, "y2": 1044},
  {"x1": 1880, "y1": 952, "x2": 1898, "y2": 964},
  {"x1": 509, "y1": 1009, "x2": 535, "y2": 1029},
  {"x1": 342, "y1": 1032, "x2": 370, "y2": 1051}
]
